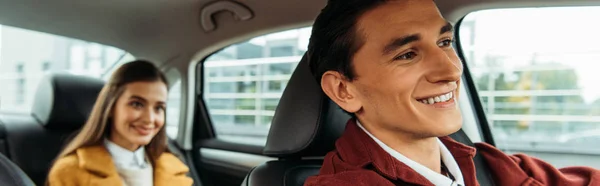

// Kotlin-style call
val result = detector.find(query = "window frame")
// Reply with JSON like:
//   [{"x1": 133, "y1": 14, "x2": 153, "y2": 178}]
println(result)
[
  {"x1": 454, "y1": 16, "x2": 497, "y2": 146},
  {"x1": 193, "y1": 53, "x2": 265, "y2": 155},
  {"x1": 190, "y1": 27, "x2": 312, "y2": 154},
  {"x1": 455, "y1": 8, "x2": 600, "y2": 160}
]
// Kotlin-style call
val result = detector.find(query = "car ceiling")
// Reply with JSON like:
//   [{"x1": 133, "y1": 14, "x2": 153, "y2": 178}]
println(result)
[{"x1": 0, "y1": 0, "x2": 599, "y2": 69}]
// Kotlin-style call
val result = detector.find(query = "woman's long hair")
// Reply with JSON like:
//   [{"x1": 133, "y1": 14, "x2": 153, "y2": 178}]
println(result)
[{"x1": 54, "y1": 60, "x2": 170, "y2": 166}]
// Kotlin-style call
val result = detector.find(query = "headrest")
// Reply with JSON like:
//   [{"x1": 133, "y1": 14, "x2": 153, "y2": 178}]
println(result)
[
  {"x1": 31, "y1": 73, "x2": 105, "y2": 130},
  {"x1": 263, "y1": 54, "x2": 351, "y2": 158}
]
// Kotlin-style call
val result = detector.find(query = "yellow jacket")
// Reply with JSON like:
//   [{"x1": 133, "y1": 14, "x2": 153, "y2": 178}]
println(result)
[{"x1": 47, "y1": 145, "x2": 193, "y2": 186}]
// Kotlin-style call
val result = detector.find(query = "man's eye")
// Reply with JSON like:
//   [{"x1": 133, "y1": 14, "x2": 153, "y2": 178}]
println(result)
[
  {"x1": 438, "y1": 38, "x2": 454, "y2": 48},
  {"x1": 394, "y1": 52, "x2": 417, "y2": 60}
]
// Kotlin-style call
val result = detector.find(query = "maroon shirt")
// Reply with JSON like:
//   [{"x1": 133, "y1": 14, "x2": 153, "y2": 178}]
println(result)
[{"x1": 304, "y1": 120, "x2": 600, "y2": 186}]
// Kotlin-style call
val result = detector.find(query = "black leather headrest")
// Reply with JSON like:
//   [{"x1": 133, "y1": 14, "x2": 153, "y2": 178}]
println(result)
[
  {"x1": 263, "y1": 54, "x2": 351, "y2": 158},
  {"x1": 31, "y1": 73, "x2": 104, "y2": 130}
]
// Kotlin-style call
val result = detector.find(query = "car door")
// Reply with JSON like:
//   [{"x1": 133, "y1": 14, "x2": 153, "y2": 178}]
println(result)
[{"x1": 172, "y1": 27, "x2": 312, "y2": 186}]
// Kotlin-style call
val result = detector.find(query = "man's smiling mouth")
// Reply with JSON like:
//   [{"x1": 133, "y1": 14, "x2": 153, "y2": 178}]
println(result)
[{"x1": 417, "y1": 91, "x2": 453, "y2": 105}]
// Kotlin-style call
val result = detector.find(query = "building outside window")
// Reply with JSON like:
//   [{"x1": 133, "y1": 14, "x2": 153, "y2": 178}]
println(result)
[{"x1": 0, "y1": 25, "x2": 130, "y2": 113}]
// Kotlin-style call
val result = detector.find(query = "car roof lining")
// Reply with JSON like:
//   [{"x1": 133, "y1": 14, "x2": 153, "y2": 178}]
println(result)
[{"x1": 1, "y1": 0, "x2": 599, "y2": 68}]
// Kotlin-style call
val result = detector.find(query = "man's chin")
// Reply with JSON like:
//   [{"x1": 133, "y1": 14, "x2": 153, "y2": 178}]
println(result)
[
  {"x1": 423, "y1": 111, "x2": 463, "y2": 135},
  {"x1": 423, "y1": 118, "x2": 463, "y2": 137},
  {"x1": 438, "y1": 121, "x2": 463, "y2": 137}
]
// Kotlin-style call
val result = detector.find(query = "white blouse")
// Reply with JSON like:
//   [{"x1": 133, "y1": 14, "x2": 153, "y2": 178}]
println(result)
[{"x1": 104, "y1": 139, "x2": 154, "y2": 186}]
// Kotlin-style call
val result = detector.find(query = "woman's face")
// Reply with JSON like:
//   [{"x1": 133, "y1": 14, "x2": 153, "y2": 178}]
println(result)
[{"x1": 110, "y1": 81, "x2": 168, "y2": 151}]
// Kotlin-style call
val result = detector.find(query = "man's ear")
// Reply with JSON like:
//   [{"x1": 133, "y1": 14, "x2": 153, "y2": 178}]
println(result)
[{"x1": 321, "y1": 71, "x2": 362, "y2": 113}]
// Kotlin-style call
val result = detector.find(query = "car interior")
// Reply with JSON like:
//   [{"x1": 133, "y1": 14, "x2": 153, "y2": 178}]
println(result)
[
  {"x1": 1, "y1": 0, "x2": 600, "y2": 186},
  {"x1": 1, "y1": 73, "x2": 105, "y2": 185}
]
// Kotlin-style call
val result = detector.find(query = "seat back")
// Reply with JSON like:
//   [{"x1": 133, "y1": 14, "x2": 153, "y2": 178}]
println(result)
[
  {"x1": 0, "y1": 73, "x2": 104, "y2": 185},
  {"x1": 242, "y1": 54, "x2": 351, "y2": 186},
  {"x1": 242, "y1": 160, "x2": 322, "y2": 186},
  {"x1": 0, "y1": 151, "x2": 35, "y2": 186},
  {"x1": 0, "y1": 122, "x2": 8, "y2": 155}
]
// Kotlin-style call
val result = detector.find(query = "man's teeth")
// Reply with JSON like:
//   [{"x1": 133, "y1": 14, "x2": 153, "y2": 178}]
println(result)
[{"x1": 419, "y1": 92, "x2": 453, "y2": 104}]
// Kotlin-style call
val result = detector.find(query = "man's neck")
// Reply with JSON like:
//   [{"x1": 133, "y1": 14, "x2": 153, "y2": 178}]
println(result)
[{"x1": 359, "y1": 119, "x2": 442, "y2": 174}]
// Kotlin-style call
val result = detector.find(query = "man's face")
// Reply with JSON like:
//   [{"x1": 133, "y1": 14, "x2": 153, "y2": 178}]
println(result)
[{"x1": 337, "y1": 0, "x2": 463, "y2": 138}]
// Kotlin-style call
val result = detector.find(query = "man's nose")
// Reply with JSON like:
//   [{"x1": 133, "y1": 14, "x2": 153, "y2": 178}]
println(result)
[{"x1": 425, "y1": 49, "x2": 463, "y2": 83}]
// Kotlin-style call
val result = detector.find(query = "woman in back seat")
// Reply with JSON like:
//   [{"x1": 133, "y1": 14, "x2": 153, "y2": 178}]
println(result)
[{"x1": 47, "y1": 60, "x2": 192, "y2": 186}]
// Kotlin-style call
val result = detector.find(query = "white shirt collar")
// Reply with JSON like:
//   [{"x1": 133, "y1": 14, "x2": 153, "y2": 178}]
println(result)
[
  {"x1": 104, "y1": 139, "x2": 148, "y2": 169},
  {"x1": 356, "y1": 120, "x2": 465, "y2": 186}
]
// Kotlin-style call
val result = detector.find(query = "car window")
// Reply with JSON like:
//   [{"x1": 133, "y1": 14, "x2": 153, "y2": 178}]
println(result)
[
  {"x1": 166, "y1": 80, "x2": 181, "y2": 139},
  {"x1": 460, "y1": 7, "x2": 600, "y2": 168},
  {"x1": 0, "y1": 25, "x2": 131, "y2": 113},
  {"x1": 202, "y1": 27, "x2": 312, "y2": 146}
]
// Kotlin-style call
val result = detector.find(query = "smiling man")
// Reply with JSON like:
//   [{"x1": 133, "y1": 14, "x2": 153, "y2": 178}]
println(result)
[{"x1": 304, "y1": 0, "x2": 600, "y2": 186}]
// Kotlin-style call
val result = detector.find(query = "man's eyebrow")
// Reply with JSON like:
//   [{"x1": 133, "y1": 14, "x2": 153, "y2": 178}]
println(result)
[
  {"x1": 440, "y1": 22, "x2": 454, "y2": 35},
  {"x1": 156, "y1": 101, "x2": 167, "y2": 106},
  {"x1": 382, "y1": 34, "x2": 421, "y2": 55}
]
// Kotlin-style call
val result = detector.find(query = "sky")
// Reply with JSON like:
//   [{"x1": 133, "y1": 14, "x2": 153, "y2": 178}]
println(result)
[{"x1": 463, "y1": 7, "x2": 600, "y2": 103}]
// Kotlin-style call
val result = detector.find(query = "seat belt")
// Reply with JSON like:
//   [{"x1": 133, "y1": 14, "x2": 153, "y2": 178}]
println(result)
[{"x1": 449, "y1": 129, "x2": 495, "y2": 186}]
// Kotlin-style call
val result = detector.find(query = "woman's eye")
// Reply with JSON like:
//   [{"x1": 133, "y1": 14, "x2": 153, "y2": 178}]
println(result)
[
  {"x1": 394, "y1": 52, "x2": 417, "y2": 61},
  {"x1": 129, "y1": 101, "x2": 144, "y2": 109},
  {"x1": 155, "y1": 106, "x2": 165, "y2": 112},
  {"x1": 438, "y1": 38, "x2": 454, "y2": 48}
]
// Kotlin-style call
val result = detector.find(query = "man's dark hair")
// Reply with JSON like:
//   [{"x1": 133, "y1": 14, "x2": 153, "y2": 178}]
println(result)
[{"x1": 307, "y1": 0, "x2": 388, "y2": 82}]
